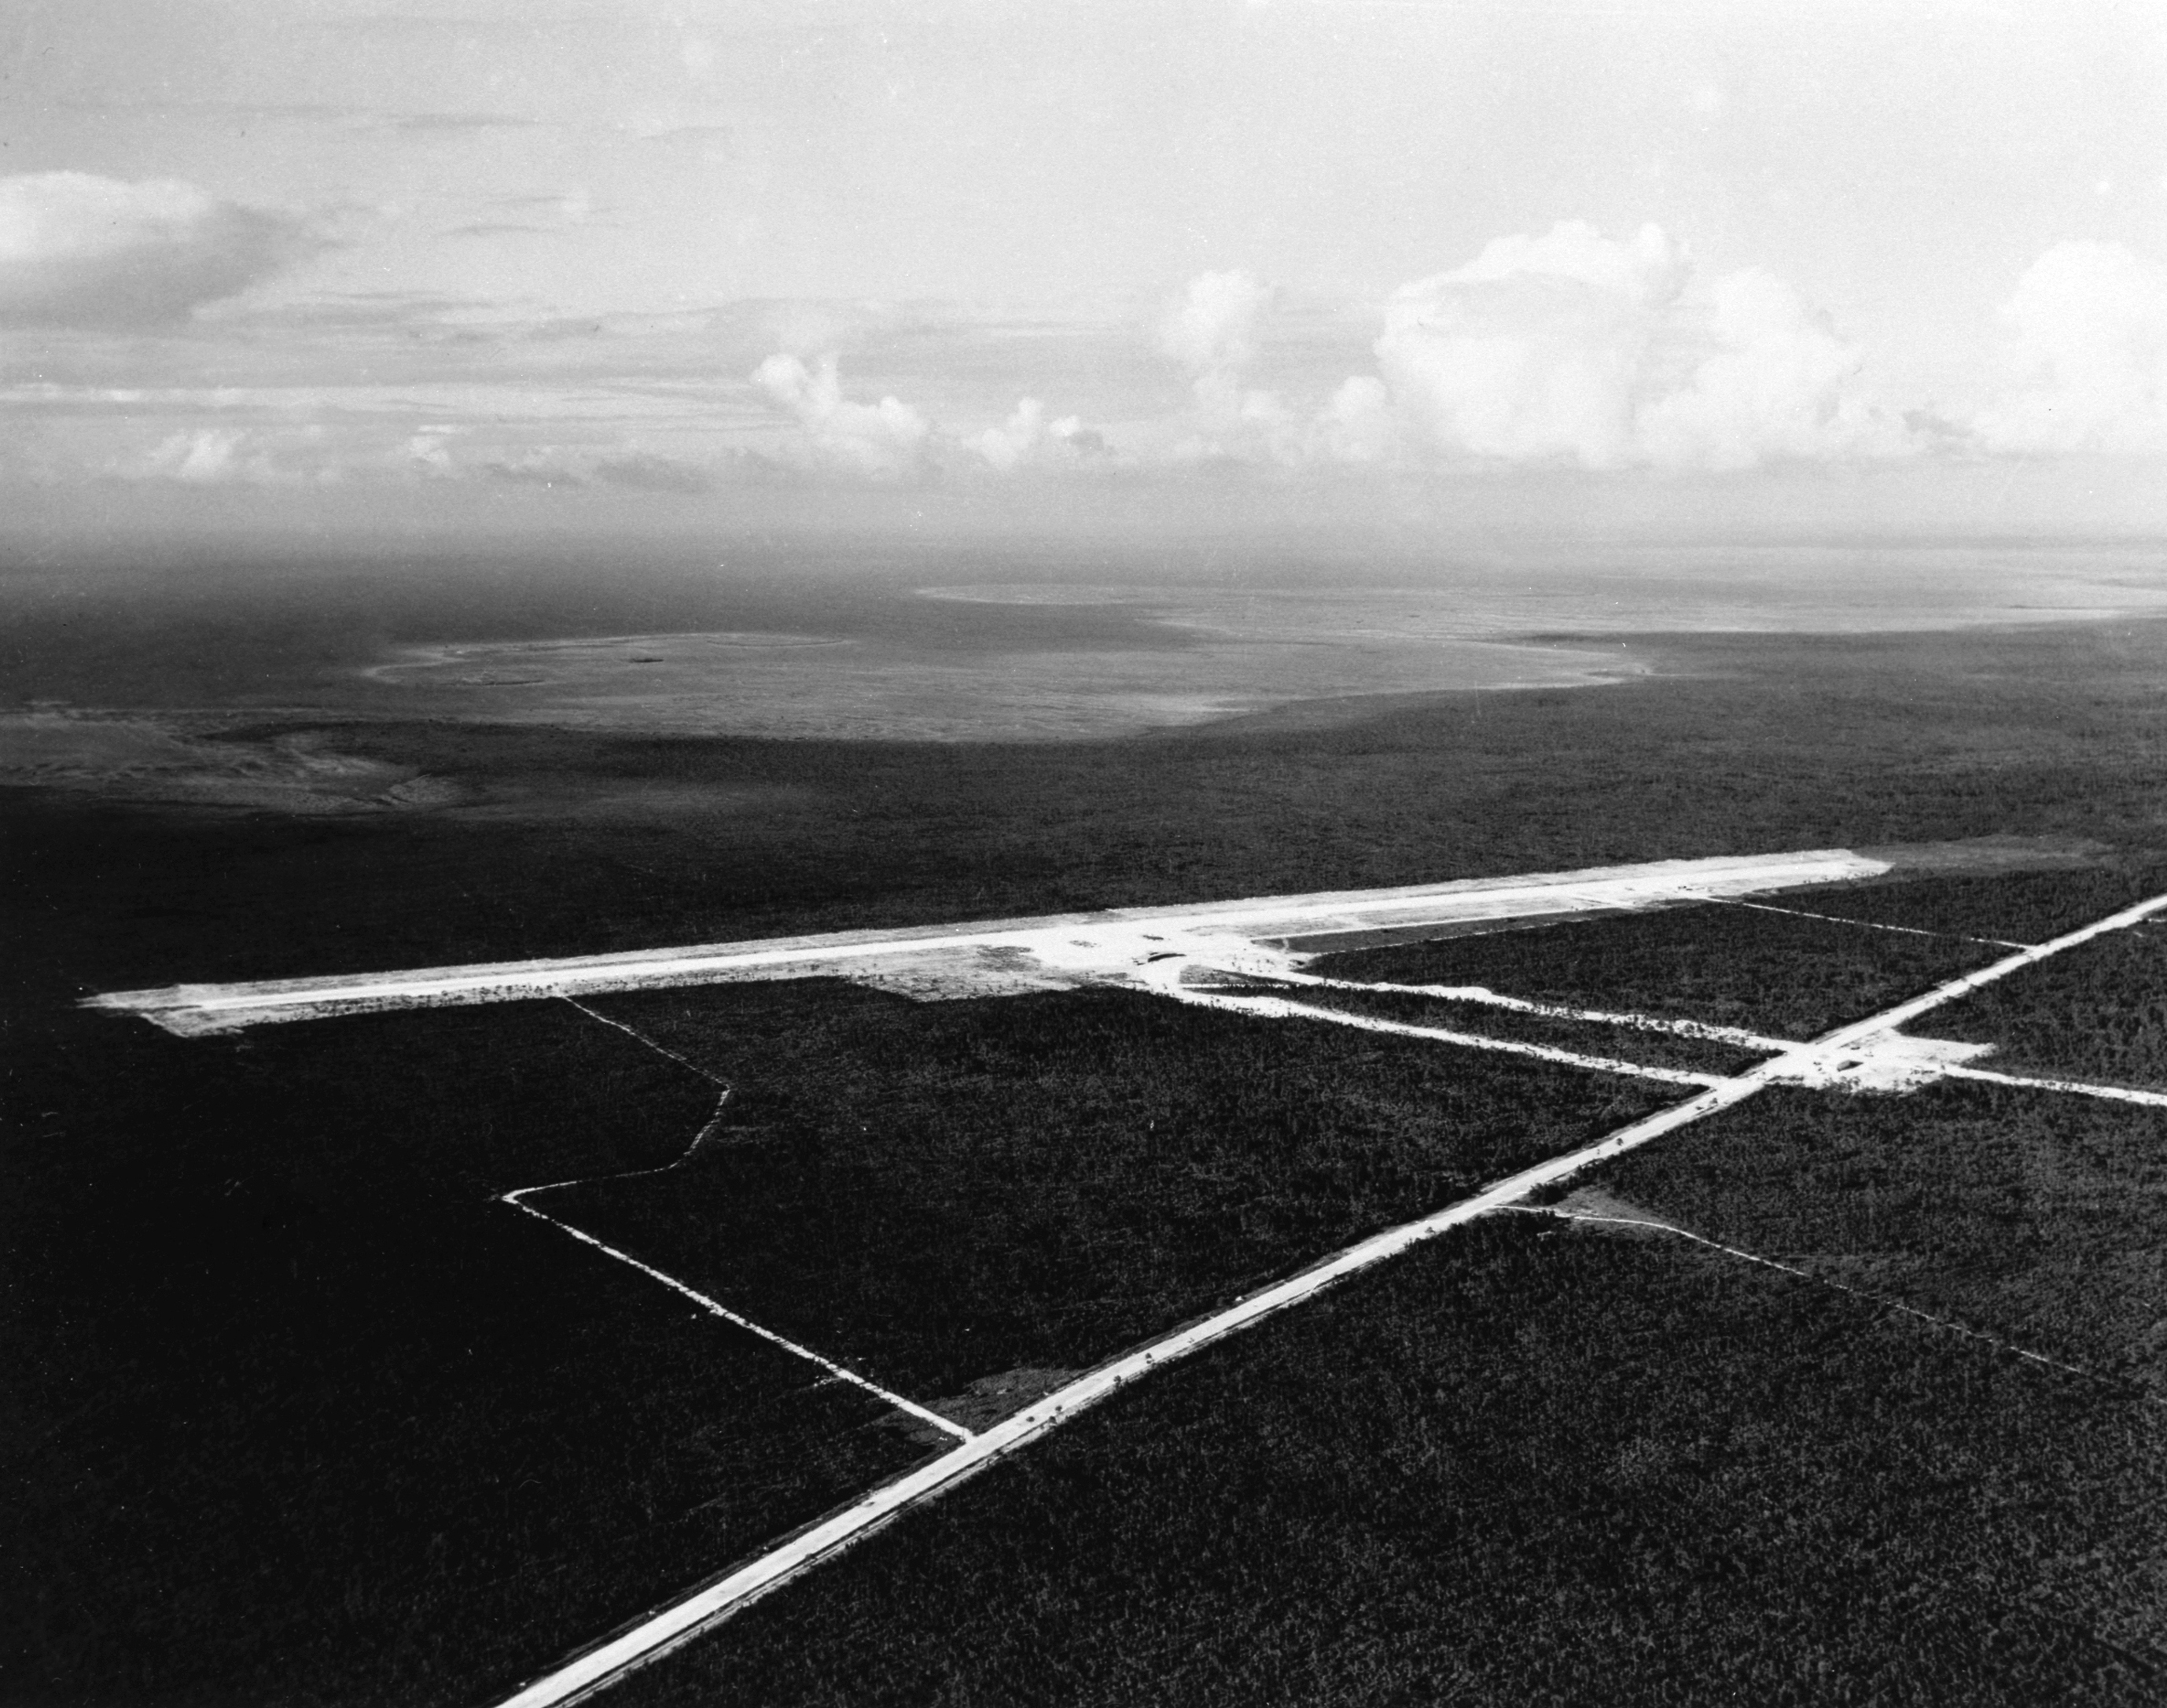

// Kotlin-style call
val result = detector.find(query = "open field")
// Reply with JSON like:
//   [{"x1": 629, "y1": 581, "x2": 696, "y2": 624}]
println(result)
[{"x1": 599, "y1": 1220, "x2": 2167, "y2": 1708}]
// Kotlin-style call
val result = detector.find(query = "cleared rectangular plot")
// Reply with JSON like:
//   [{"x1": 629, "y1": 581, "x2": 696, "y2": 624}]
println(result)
[
  {"x1": 551, "y1": 983, "x2": 1676, "y2": 1401},
  {"x1": 1801, "y1": 861, "x2": 2167, "y2": 944},
  {"x1": 1594, "y1": 1081, "x2": 2167, "y2": 1393},
  {"x1": 1308, "y1": 901, "x2": 2002, "y2": 1040},
  {"x1": 1917, "y1": 922, "x2": 2167, "y2": 1090},
  {"x1": 1272, "y1": 983, "x2": 1772, "y2": 1077},
  {"x1": 605, "y1": 1219, "x2": 2167, "y2": 1708},
  {"x1": 8, "y1": 1000, "x2": 931, "y2": 1708}
]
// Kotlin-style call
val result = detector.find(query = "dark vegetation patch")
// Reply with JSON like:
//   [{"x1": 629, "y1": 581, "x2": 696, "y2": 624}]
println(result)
[
  {"x1": 2, "y1": 996, "x2": 926, "y2": 1708},
  {"x1": 1915, "y1": 923, "x2": 2167, "y2": 1090},
  {"x1": 1278, "y1": 983, "x2": 1771, "y2": 1076},
  {"x1": 609, "y1": 1218, "x2": 2167, "y2": 1708},
  {"x1": 1308, "y1": 902, "x2": 2002, "y2": 1040},
  {"x1": 1597, "y1": 1083, "x2": 2167, "y2": 1395},
  {"x1": 1805, "y1": 860, "x2": 2167, "y2": 945},
  {"x1": 551, "y1": 984, "x2": 1672, "y2": 1399}
]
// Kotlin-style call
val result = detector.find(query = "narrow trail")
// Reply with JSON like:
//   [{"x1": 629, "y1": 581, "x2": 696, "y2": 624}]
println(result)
[
  {"x1": 502, "y1": 998, "x2": 973, "y2": 1445},
  {"x1": 1716, "y1": 896, "x2": 2030, "y2": 950},
  {"x1": 495, "y1": 885, "x2": 2167, "y2": 1708},
  {"x1": 1503, "y1": 1206, "x2": 2141, "y2": 1394}
]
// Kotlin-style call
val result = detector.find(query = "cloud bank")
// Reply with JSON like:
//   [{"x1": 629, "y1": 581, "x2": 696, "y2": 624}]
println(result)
[
  {"x1": 1370, "y1": 223, "x2": 1893, "y2": 470},
  {"x1": 1159, "y1": 270, "x2": 1271, "y2": 376},
  {"x1": 752, "y1": 352, "x2": 929, "y2": 476},
  {"x1": 0, "y1": 173, "x2": 315, "y2": 327},
  {"x1": 22, "y1": 215, "x2": 2167, "y2": 500},
  {"x1": 1974, "y1": 241, "x2": 2167, "y2": 455}
]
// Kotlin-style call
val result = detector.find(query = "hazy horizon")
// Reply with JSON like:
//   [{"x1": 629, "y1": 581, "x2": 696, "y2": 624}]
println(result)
[{"x1": 5, "y1": 1, "x2": 2166, "y2": 554}]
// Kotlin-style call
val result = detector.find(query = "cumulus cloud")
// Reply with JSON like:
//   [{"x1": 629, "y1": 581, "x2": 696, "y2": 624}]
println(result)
[
  {"x1": 134, "y1": 424, "x2": 340, "y2": 485},
  {"x1": 145, "y1": 428, "x2": 251, "y2": 483},
  {"x1": 1160, "y1": 270, "x2": 1272, "y2": 375},
  {"x1": 1367, "y1": 221, "x2": 1896, "y2": 469},
  {"x1": 752, "y1": 352, "x2": 929, "y2": 476},
  {"x1": 969, "y1": 398, "x2": 1103, "y2": 471},
  {"x1": 1637, "y1": 268, "x2": 1886, "y2": 469},
  {"x1": 0, "y1": 172, "x2": 315, "y2": 327},
  {"x1": 1972, "y1": 241, "x2": 2167, "y2": 454},
  {"x1": 1308, "y1": 375, "x2": 1397, "y2": 466},
  {"x1": 1152, "y1": 269, "x2": 1305, "y2": 463}
]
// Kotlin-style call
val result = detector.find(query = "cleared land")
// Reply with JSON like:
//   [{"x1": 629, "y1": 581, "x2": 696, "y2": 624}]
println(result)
[
  {"x1": 598, "y1": 1220, "x2": 2167, "y2": 1708},
  {"x1": 1263, "y1": 982, "x2": 1774, "y2": 1077},
  {"x1": 87, "y1": 848, "x2": 1885, "y2": 1036}
]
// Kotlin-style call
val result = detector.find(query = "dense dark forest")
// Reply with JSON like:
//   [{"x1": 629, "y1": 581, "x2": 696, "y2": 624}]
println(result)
[{"x1": 8, "y1": 614, "x2": 2167, "y2": 1704}]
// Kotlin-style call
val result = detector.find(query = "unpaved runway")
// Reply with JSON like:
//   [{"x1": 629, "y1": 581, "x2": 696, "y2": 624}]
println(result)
[
  {"x1": 88, "y1": 848, "x2": 1886, "y2": 1035},
  {"x1": 489, "y1": 885, "x2": 2167, "y2": 1708}
]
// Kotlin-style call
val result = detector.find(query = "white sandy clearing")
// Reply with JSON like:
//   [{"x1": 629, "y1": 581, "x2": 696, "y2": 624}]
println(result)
[
  {"x1": 1271, "y1": 970, "x2": 1791, "y2": 1051},
  {"x1": 488, "y1": 886, "x2": 2167, "y2": 1708},
  {"x1": 86, "y1": 848, "x2": 1886, "y2": 1035},
  {"x1": 1941, "y1": 1064, "x2": 2167, "y2": 1108},
  {"x1": 1161, "y1": 988, "x2": 1731, "y2": 1088}
]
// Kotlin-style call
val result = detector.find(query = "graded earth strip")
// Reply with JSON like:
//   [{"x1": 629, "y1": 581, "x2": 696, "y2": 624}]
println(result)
[
  {"x1": 502, "y1": 996, "x2": 977, "y2": 1445},
  {"x1": 84, "y1": 849, "x2": 1886, "y2": 1033},
  {"x1": 501, "y1": 1198, "x2": 973, "y2": 1445},
  {"x1": 1171, "y1": 989, "x2": 1731, "y2": 1088},
  {"x1": 1941, "y1": 1065, "x2": 2167, "y2": 1108},
  {"x1": 1275, "y1": 971, "x2": 1790, "y2": 1050},
  {"x1": 1719, "y1": 896, "x2": 2030, "y2": 949},
  {"x1": 488, "y1": 1077, "x2": 1771, "y2": 1708},
  {"x1": 490, "y1": 883, "x2": 2167, "y2": 1708}
]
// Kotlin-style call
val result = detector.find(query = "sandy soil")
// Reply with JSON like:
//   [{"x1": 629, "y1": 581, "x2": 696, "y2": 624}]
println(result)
[
  {"x1": 0, "y1": 709, "x2": 462, "y2": 813},
  {"x1": 355, "y1": 625, "x2": 1642, "y2": 742}
]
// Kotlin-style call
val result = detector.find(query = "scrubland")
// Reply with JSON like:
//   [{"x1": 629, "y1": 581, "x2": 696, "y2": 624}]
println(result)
[
  {"x1": 10, "y1": 617, "x2": 2167, "y2": 1703},
  {"x1": 608, "y1": 1220, "x2": 2167, "y2": 1708}
]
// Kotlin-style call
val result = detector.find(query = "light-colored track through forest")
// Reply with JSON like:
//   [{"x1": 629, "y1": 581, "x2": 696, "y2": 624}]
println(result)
[{"x1": 492, "y1": 886, "x2": 2167, "y2": 1708}]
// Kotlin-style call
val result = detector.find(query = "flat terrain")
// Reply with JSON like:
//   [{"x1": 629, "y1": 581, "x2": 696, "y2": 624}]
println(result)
[
  {"x1": 603, "y1": 1220, "x2": 2167, "y2": 1708},
  {"x1": 1277, "y1": 983, "x2": 1773, "y2": 1076},
  {"x1": 1596, "y1": 1081, "x2": 2167, "y2": 1396},
  {"x1": 1311, "y1": 901, "x2": 2010, "y2": 1040},
  {"x1": 1921, "y1": 922, "x2": 2167, "y2": 1090},
  {"x1": 551, "y1": 983, "x2": 1667, "y2": 1397},
  {"x1": 9, "y1": 602, "x2": 2167, "y2": 1705},
  {"x1": 3, "y1": 1000, "x2": 929, "y2": 1708}
]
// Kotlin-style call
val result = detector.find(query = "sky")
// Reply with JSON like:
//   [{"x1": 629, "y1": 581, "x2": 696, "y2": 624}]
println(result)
[{"x1": 4, "y1": 0, "x2": 2166, "y2": 542}]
